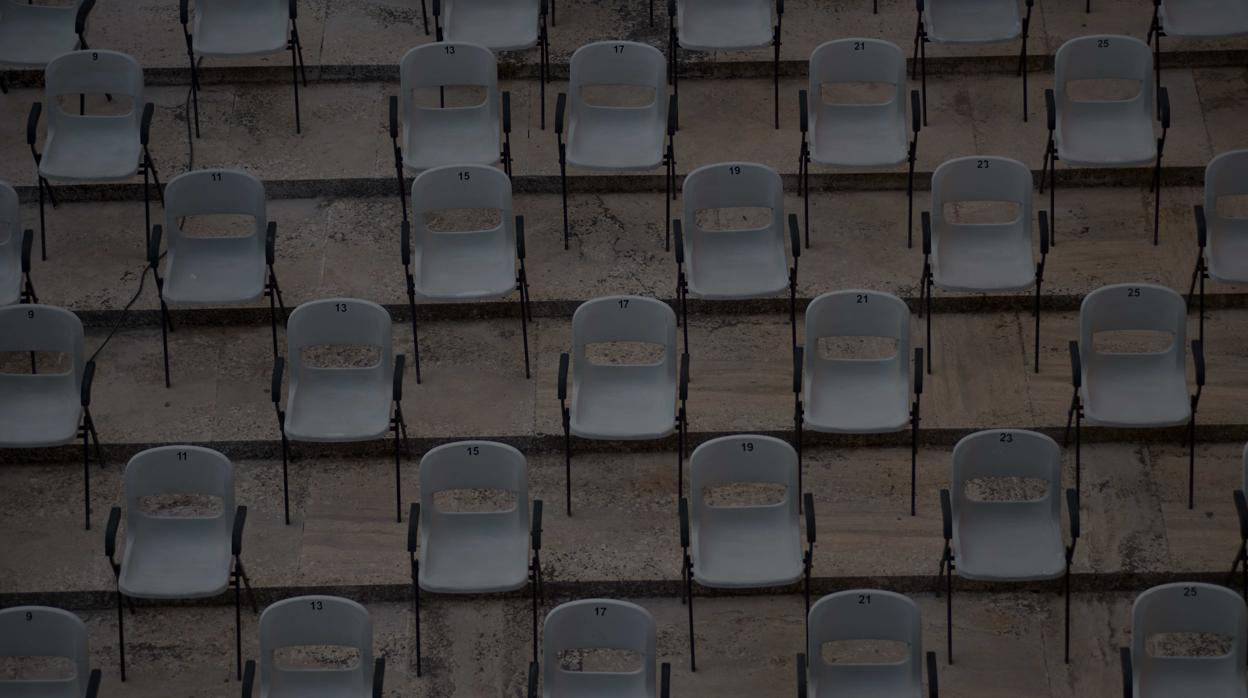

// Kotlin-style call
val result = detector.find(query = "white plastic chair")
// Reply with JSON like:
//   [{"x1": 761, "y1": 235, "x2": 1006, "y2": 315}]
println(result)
[
  {"x1": 557, "y1": 295, "x2": 688, "y2": 516},
  {"x1": 433, "y1": 0, "x2": 549, "y2": 129},
  {"x1": 1041, "y1": 35, "x2": 1169, "y2": 246},
  {"x1": 1189, "y1": 150, "x2": 1248, "y2": 347},
  {"x1": 799, "y1": 39, "x2": 922, "y2": 249},
  {"x1": 0, "y1": 606, "x2": 101, "y2": 698},
  {"x1": 1148, "y1": 0, "x2": 1248, "y2": 127},
  {"x1": 0, "y1": 181, "x2": 37, "y2": 307},
  {"x1": 913, "y1": 0, "x2": 1034, "y2": 124},
  {"x1": 678, "y1": 434, "x2": 815, "y2": 671},
  {"x1": 674, "y1": 162, "x2": 800, "y2": 353},
  {"x1": 242, "y1": 596, "x2": 385, "y2": 698},
  {"x1": 407, "y1": 441, "x2": 543, "y2": 676},
  {"x1": 401, "y1": 164, "x2": 531, "y2": 383},
  {"x1": 0, "y1": 304, "x2": 98, "y2": 530},
  {"x1": 1122, "y1": 583, "x2": 1248, "y2": 698},
  {"x1": 938, "y1": 429, "x2": 1079, "y2": 665},
  {"x1": 1064, "y1": 283, "x2": 1204, "y2": 507},
  {"x1": 919, "y1": 156, "x2": 1049, "y2": 375},
  {"x1": 531, "y1": 599, "x2": 671, "y2": 698},
  {"x1": 0, "y1": 0, "x2": 96, "y2": 94},
  {"x1": 181, "y1": 0, "x2": 308, "y2": 135},
  {"x1": 388, "y1": 42, "x2": 513, "y2": 215},
  {"x1": 27, "y1": 50, "x2": 162, "y2": 261},
  {"x1": 104, "y1": 445, "x2": 255, "y2": 682},
  {"x1": 271, "y1": 298, "x2": 409, "y2": 525},
  {"x1": 1227, "y1": 443, "x2": 1248, "y2": 601},
  {"x1": 151, "y1": 169, "x2": 287, "y2": 389},
  {"x1": 668, "y1": 0, "x2": 782, "y2": 128},
  {"x1": 794, "y1": 290, "x2": 923, "y2": 515},
  {"x1": 555, "y1": 41, "x2": 676, "y2": 251},
  {"x1": 797, "y1": 590, "x2": 938, "y2": 698}
]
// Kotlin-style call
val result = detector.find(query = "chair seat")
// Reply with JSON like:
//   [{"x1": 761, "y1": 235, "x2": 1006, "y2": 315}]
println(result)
[
  {"x1": 420, "y1": 514, "x2": 529, "y2": 593},
  {"x1": 119, "y1": 524, "x2": 231, "y2": 599},
  {"x1": 686, "y1": 231, "x2": 789, "y2": 299},
  {"x1": 677, "y1": 0, "x2": 773, "y2": 50},
  {"x1": 403, "y1": 110, "x2": 500, "y2": 172},
  {"x1": 39, "y1": 121, "x2": 141, "y2": 182},
  {"x1": 925, "y1": 0, "x2": 1021, "y2": 43},
  {"x1": 814, "y1": 666, "x2": 918, "y2": 698},
  {"x1": 1160, "y1": 0, "x2": 1248, "y2": 37},
  {"x1": 261, "y1": 669, "x2": 371, "y2": 698},
  {"x1": 933, "y1": 226, "x2": 1035, "y2": 291},
  {"x1": 193, "y1": 1, "x2": 289, "y2": 56},
  {"x1": 804, "y1": 361, "x2": 909, "y2": 434},
  {"x1": 0, "y1": 2, "x2": 79, "y2": 66},
  {"x1": 0, "y1": 374, "x2": 81, "y2": 447},
  {"x1": 284, "y1": 372, "x2": 393, "y2": 442},
  {"x1": 1057, "y1": 107, "x2": 1156, "y2": 167},
  {"x1": 1206, "y1": 222, "x2": 1248, "y2": 284},
  {"x1": 415, "y1": 237, "x2": 515, "y2": 299},
  {"x1": 1082, "y1": 355, "x2": 1190, "y2": 427},
  {"x1": 567, "y1": 109, "x2": 666, "y2": 171},
  {"x1": 571, "y1": 370, "x2": 675, "y2": 440},
  {"x1": 163, "y1": 239, "x2": 266, "y2": 305},
  {"x1": 444, "y1": 0, "x2": 539, "y2": 51},
  {"x1": 1136, "y1": 670, "x2": 1247, "y2": 698},
  {"x1": 954, "y1": 509, "x2": 1065, "y2": 580},
  {"x1": 693, "y1": 510, "x2": 802, "y2": 588},
  {"x1": 811, "y1": 106, "x2": 908, "y2": 167}
]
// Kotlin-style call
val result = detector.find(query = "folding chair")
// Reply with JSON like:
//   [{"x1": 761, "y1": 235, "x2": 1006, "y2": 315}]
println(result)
[
  {"x1": 271, "y1": 298, "x2": 410, "y2": 525},
  {"x1": 181, "y1": 0, "x2": 308, "y2": 135},
  {"x1": 0, "y1": 0, "x2": 96, "y2": 95},
  {"x1": 1148, "y1": 0, "x2": 1248, "y2": 121},
  {"x1": 799, "y1": 39, "x2": 922, "y2": 249},
  {"x1": 0, "y1": 305, "x2": 98, "y2": 530},
  {"x1": 0, "y1": 181, "x2": 38, "y2": 307},
  {"x1": 27, "y1": 50, "x2": 162, "y2": 261},
  {"x1": 797, "y1": 590, "x2": 938, "y2": 698},
  {"x1": 678, "y1": 434, "x2": 815, "y2": 671},
  {"x1": 149, "y1": 169, "x2": 287, "y2": 389},
  {"x1": 937, "y1": 428, "x2": 1079, "y2": 665},
  {"x1": 673, "y1": 162, "x2": 800, "y2": 355},
  {"x1": 1041, "y1": 36, "x2": 1170, "y2": 246},
  {"x1": 0, "y1": 606, "x2": 101, "y2": 698},
  {"x1": 555, "y1": 41, "x2": 676, "y2": 251},
  {"x1": 242, "y1": 596, "x2": 385, "y2": 698},
  {"x1": 669, "y1": 0, "x2": 783, "y2": 129},
  {"x1": 1227, "y1": 444, "x2": 1248, "y2": 601},
  {"x1": 918, "y1": 155, "x2": 1049, "y2": 375},
  {"x1": 1064, "y1": 283, "x2": 1204, "y2": 507},
  {"x1": 793, "y1": 290, "x2": 923, "y2": 515},
  {"x1": 388, "y1": 41, "x2": 513, "y2": 224},
  {"x1": 912, "y1": 0, "x2": 1034, "y2": 124},
  {"x1": 1188, "y1": 150, "x2": 1248, "y2": 347},
  {"x1": 401, "y1": 164, "x2": 530, "y2": 384},
  {"x1": 1121, "y1": 583, "x2": 1248, "y2": 697},
  {"x1": 104, "y1": 445, "x2": 255, "y2": 682},
  {"x1": 528, "y1": 599, "x2": 671, "y2": 697},
  {"x1": 432, "y1": 0, "x2": 549, "y2": 129},
  {"x1": 558, "y1": 295, "x2": 689, "y2": 516},
  {"x1": 407, "y1": 441, "x2": 543, "y2": 677}
]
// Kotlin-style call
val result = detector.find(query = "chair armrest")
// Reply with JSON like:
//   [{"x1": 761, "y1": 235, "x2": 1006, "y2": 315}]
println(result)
[
  {"x1": 804, "y1": 493, "x2": 816, "y2": 545},
  {"x1": 669, "y1": 0, "x2": 676, "y2": 17},
  {"x1": 558, "y1": 352, "x2": 569, "y2": 402},
  {"x1": 1066, "y1": 488, "x2": 1080, "y2": 543},
  {"x1": 372, "y1": 657, "x2": 385, "y2": 698},
  {"x1": 232, "y1": 505, "x2": 247, "y2": 555},
  {"x1": 1068, "y1": 341, "x2": 1081, "y2": 389},
  {"x1": 241, "y1": 660, "x2": 256, "y2": 698},
  {"x1": 20, "y1": 230, "x2": 33, "y2": 274},
  {"x1": 1158, "y1": 86, "x2": 1170, "y2": 129},
  {"x1": 502, "y1": 91, "x2": 512, "y2": 135},
  {"x1": 104, "y1": 506, "x2": 121, "y2": 559},
  {"x1": 528, "y1": 661, "x2": 539, "y2": 698},
  {"x1": 679, "y1": 353, "x2": 690, "y2": 402},
  {"x1": 788, "y1": 213, "x2": 801, "y2": 259},
  {"x1": 1195, "y1": 205, "x2": 1206, "y2": 249},
  {"x1": 433, "y1": 0, "x2": 441, "y2": 17},
  {"x1": 940, "y1": 489, "x2": 952, "y2": 541},
  {"x1": 776, "y1": 0, "x2": 782, "y2": 16},
  {"x1": 926, "y1": 651, "x2": 939, "y2": 697},
  {"x1": 401, "y1": 219, "x2": 411, "y2": 268},
  {"x1": 1192, "y1": 339, "x2": 1205, "y2": 387},
  {"x1": 515, "y1": 215, "x2": 526, "y2": 260},
  {"x1": 407, "y1": 503, "x2": 419, "y2": 553},
  {"x1": 555, "y1": 93, "x2": 567, "y2": 135},
  {"x1": 1038, "y1": 210, "x2": 1050, "y2": 255},
  {"x1": 797, "y1": 653, "x2": 807, "y2": 697},
  {"x1": 673, "y1": 219, "x2": 684, "y2": 264},
  {"x1": 389, "y1": 95, "x2": 399, "y2": 140},
  {"x1": 76, "y1": 0, "x2": 96, "y2": 35},
  {"x1": 667, "y1": 94, "x2": 678, "y2": 137},
  {"x1": 915, "y1": 0, "x2": 923, "y2": 13},
  {"x1": 793, "y1": 346, "x2": 803, "y2": 395},
  {"x1": 179, "y1": 0, "x2": 189, "y2": 25},
  {"x1": 266, "y1": 222, "x2": 277, "y2": 266},
  {"x1": 1234, "y1": 490, "x2": 1248, "y2": 542},
  {"x1": 1045, "y1": 89, "x2": 1056, "y2": 132},
  {"x1": 798, "y1": 89, "x2": 808, "y2": 135},
  {"x1": 148, "y1": 224, "x2": 163, "y2": 269},
  {"x1": 531, "y1": 499, "x2": 543, "y2": 551},
  {"x1": 27, "y1": 102, "x2": 42, "y2": 146},
  {"x1": 393, "y1": 354, "x2": 406, "y2": 402},
  {"x1": 660, "y1": 662, "x2": 671, "y2": 698},
  {"x1": 679, "y1": 497, "x2": 690, "y2": 549},
  {"x1": 271, "y1": 356, "x2": 285, "y2": 404},
  {"x1": 914, "y1": 348, "x2": 924, "y2": 396},
  {"x1": 81, "y1": 361, "x2": 96, "y2": 408},
  {"x1": 140, "y1": 103, "x2": 154, "y2": 146},
  {"x1": 85, "y1": 668, "x2": 101, "y2": 698},
  {"x1": 289, "y1": 0, "x2": 298, "y2": 20},
  {"x1": 921, "y1": 211, "x2": 932, "y2": 256},
  {"x1": 911, "y1": 89, "x2": 921, "y2": 133},
  {"x1": 1120, "y1": 647, "x2": 1132, "y2": 698}
]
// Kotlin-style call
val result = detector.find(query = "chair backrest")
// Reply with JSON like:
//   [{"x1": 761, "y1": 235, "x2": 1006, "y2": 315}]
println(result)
[
  {"x1": 45, "y1": 50, "x2": 145, "y2": 133},
  {"x1": 1205, "y1": 149, "x2": 1248, "y2": 256},
  {"x1": 163, "y1": 169, "x2": 267, "y2": 258},
  {"x1": 807, "y1": 590, "x2": 923, "y2": 691},
  {"x1": 0, "y1": 181, "x2": 17, "y2": 277},
  {"x1": 418, "y1": 440, "x2": 528, "y2": 551},
  {"x1": 0, "y1": 606, "x2": 91, "y2": 697},
  {"x1": 807, "y1": 38, "x2": 906, "y2": 123},
  {"x1": 802, "y1": 290, "x2": 910, "y2": 392},
  {"x1": 399, "y1": 42, "x2": 499, "y2": 133},
  {"x1": 286, "y1": 298, "x2": 394, "y2": 389},
  {"x1": 689, "y1": 434, "x2": 799, "y2": 536},
  {"x1": 542, "y1": 599, "x2": 657, "y2": 697},
  {"x1": 123, "y1": 445, "x2": 235, "y2": 545},
  {"x1": 568, "y1": 41, "x2": 666, "y2": 129},
  {"x1": 950, "y1": 429, "x2": 1062, "y2": 531},
  {"x1": 259, "y1": 595, "x2": 375, "y2": 696},
  {"x1": 1054, "y1": 36, "x2": 1152, "y2": 124},
  {"x1": 1131, "y1": 583, "x2": 1248, "y2": 688},
  {"x1": 930, "y1": 155, "x2": 1033, "y2": 256},
  {"x1": 681, "y1": 162, "x2": 784, "y2": 264},
  {"x1": 570, "y1": 295, "x2": 676, "y2": 388},
  {"x1": 410, "y1": 163, "x2": 514, "y2": 268},
  {"x1": 1078, "y1": 283, "x2": 1185, "y2": 373},
  {"x1": 0, "y1": 304, "x2": 84, "y2": 382}
]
